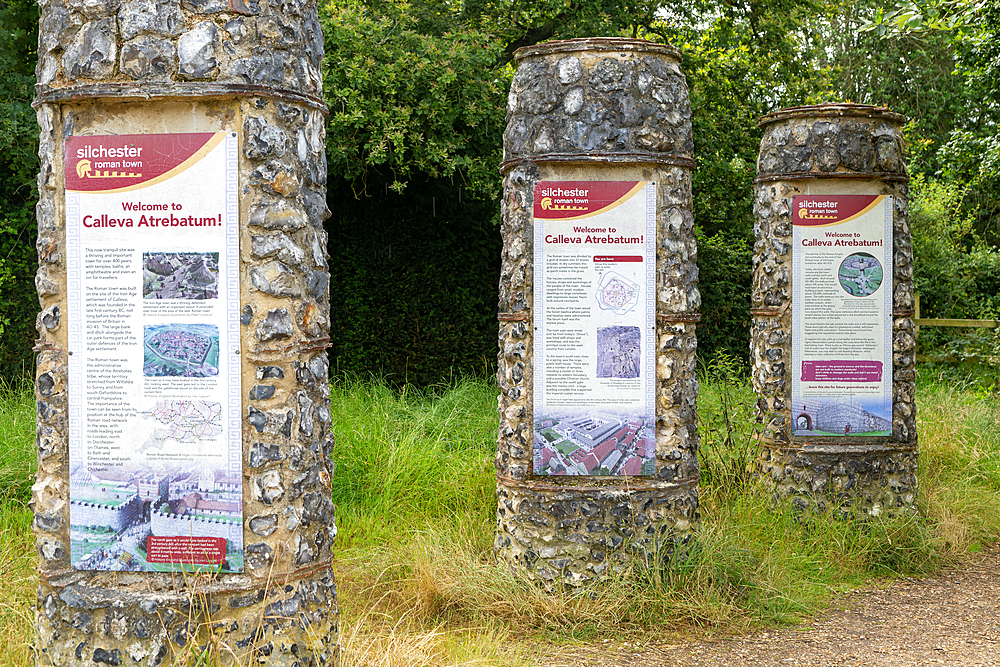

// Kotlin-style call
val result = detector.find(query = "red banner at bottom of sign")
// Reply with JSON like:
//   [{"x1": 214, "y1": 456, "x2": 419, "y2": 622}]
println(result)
[
  {"x1": 146, "y1": 536, "x2": 227, "y2": 564},
  {"x1": 594, "y1": 256, "x2": 643, "y2": 262}
]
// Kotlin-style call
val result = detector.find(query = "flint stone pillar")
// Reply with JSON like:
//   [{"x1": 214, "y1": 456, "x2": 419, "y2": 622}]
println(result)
[
  {"x1": 752, "y1": 103, "x2": 917, "y2": 515},
  {"x1": 32, "y1": 0, "x2": 337, "y2": 664},
  {"x1": 496, "y1": 38, "x2": 700, "y2": 587}
]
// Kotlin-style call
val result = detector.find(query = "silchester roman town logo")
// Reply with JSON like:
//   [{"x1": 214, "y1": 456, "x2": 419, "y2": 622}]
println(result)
[
  {"x1": 75, "y1": 142, "x2": 144, "y2": 180},
  {"x1": 539, "y1": 196, "x2": 587, "y2": 213}
]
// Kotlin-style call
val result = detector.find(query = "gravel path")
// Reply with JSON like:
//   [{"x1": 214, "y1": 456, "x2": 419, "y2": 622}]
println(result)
[{"x1": 536, "y1": 546, "x2": 1000, "y2": 667}]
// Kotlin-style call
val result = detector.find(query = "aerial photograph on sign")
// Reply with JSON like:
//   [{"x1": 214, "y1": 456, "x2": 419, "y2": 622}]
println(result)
[
  {"x1": 143, "y1": 323, "x2": 219, "y2": 377},
  {"x1": 143, "y1": 251, "x2": 219, "y2": 300},
  {"x1": 534, "y1": 412, "x2": 655, "y2": 476},
  {"x1": 838, "y1": 252, "x2": 883, "y2": 297},
  {"x1": 596, "y1": 326, "x2": 641, "y2": 378},
  {"x1": 69, "y1": 463, "x2": 243, "y2": 572}
]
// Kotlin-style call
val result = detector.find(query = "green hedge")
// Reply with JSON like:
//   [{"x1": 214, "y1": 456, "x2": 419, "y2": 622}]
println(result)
[{"x1": 326, "y1": 175, "x2": 502, "y2": 386}]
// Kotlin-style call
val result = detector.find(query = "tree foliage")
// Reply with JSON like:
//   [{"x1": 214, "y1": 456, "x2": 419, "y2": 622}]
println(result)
[
  {"x1": 1, "y1": 0, "x2": 999, "y2": 380},
  {"x1": 0, "y1": 0, "x2": 39, "y2": 379}
]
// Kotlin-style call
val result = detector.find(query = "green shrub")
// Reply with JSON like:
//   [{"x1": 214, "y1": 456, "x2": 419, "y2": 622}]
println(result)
[
  {"x1": 327, "y1": 175, "x2": 501, "y2": 386},
  {"x1": 697, "y1": 231, "x2": 752, "y2": 370}
]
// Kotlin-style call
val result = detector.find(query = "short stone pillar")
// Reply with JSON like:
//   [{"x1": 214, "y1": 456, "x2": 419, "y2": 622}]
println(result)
[
  {"x1": 496, "y1": 38, "x2": 700, "y2": 587},
  {"x1": 32, "y1": 1, "x2": 337, "y2": 664},
  {"x1": 752, "y1": 103, "x2": 917, "y2": 515}
]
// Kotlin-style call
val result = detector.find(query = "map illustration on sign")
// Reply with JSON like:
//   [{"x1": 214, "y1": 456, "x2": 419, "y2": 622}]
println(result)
[
  {"x1": 143, "y1": 323, "x2": 219, "y2": 377},
  {"x1": 595, "y1": 271, "x2": 640, "y2": 315},
  {"x1": 838, "y1": 252, "x2": 883, "y2": 297},
  {"x1": 140, "y1": 400, "x2": 223, "y2": 452}
]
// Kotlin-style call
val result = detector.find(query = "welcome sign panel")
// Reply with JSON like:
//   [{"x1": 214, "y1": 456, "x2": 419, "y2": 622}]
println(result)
[
  {"x1": 65, "y1": 132, "x2": 243, "y2": 572},
  {"x1": 532, "y1": 181, "x2": 657, "y2": 476},
  {"x1": 791, "y1": 195, "x2": 893, "y2": 438}
]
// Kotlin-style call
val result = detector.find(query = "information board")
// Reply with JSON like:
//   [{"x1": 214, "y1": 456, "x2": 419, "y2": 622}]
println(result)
[
  {"x1": 65, "y1": 132, "x2": 243, "y2": 572},
  {"x1": 791, "y1": 195, "x2": 893, "y2": 438},
  {"x1": 532, "y1": 181, "x2": 657, "y2": 476}
]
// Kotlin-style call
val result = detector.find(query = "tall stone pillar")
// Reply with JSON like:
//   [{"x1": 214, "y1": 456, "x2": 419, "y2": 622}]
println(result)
[
  {"x1": 752, "y1": 103, "x2": 917, "y2": 515},
  {"x1": 32, "y1": 1, "x2": 337, "y2": 664},
  {"x1": 496, "y1": 38, "x2": 700, "y2": 587}
]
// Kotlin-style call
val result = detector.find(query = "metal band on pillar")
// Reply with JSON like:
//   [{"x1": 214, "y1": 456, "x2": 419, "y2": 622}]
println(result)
[
  {"x1": 752, "y1": 103, "x2": 917, "y2": 515},
  {"x1": 496, "y1": 38, "x2": 701, "y2": 587},
  {"x1": 32, "y1": 2, "x2": 338, "y2": 664}
]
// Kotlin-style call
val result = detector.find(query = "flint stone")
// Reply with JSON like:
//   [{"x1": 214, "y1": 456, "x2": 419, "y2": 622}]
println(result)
[
  {"x1": 302, "y1": 187, "x2": 331, "y2": 225},
  {"x1": 224, "y1": 18, "x2": 251, "y2": 44},
  {"x1": 556, "y1": 57, "x2": 582, "y2": 84},
  {"x1": 177, "y1": 22, "x2": 218, "y2": 79},
  {"x1": 250, "y1": 260, "x2": 301, "y2": 297},
  {"x1": 248, "y1": 442, "x2": 283, "y2": 468},
  {"x1": 258, "y1": 14, "x2": 297, "y2": 45},
  {"x1": 248, "y1": 514, "x2": 278, "y2": 536},
  {"x1": 305, "y1": 269, "x2": 328, "y2": 300},
  {"x1": 563, "y1": 87, "x2": 584, "y2": 115},
  {"x1": 309, "y1": 228, "x2": 327, "y2": 267},
  {"x1": 257, "y1": 365, "x2": 284, "y2": 379},
  {"x1": 40, "y1": 7, "x2": 81, "y2": 54},
  {"x1": 246, "y1": 542, "x2": 274, "y2": 569},
  {"x1": 294, "y1": 360, "x2": 313, "y2": 385},
  {"x1": 118, "y1": 0, "x2": 185, "y2": 40},
  {"x1": 229, "y1": 589, "x2": 265, "y2": 609},
  {"x1": 295, "y1": 537, "x2": 315, "y2": 564},
  {"x1": 249, "y1": 384, "x2": 275, "y2": 400},
  {"x1": 303, "y1": 13, "x2": 324, "y2": 66},
  {"x1": 256, "y1": 470, "x2": 284, "y2": 504},
  {"x1": 280, "y1": 410, "x2": 294, "y2": 437},
  {"x1": 589, "y1": 58, "x2": 627, "y2": 92},
  {"x1": 297, "y1": 392, "x2": 313, "y2": 437},
  {"x1": 251, "y1": 232, "x2": 304, "y2": 266},
  {"x1": 37, "y1": 372, "x2": 56, "y2": 397},
  {"x1": 34, "y1": 510, "x2": 62, "y2": 532},
  {"x1": 256, "y1": 308, "x2": 293, "y2": 341},
  {"x1": 231, "y1": 51, "x2": 289, "y2": 85},
  {"x1": 40, "y1": 537, "x2": 65, "y2": 561},
  {"x1": 308, "y1": 353, "x2": 328, "y2": 381},
  {"x1": 244, "y1": 117, "x2": 286, "y2": 160},
  {"x1": 63, "y1": 18, "x2": 117, "y2": 80},
  {"x1": 92, "y1": 648, "x2": 122, "y2": 666},
  {"x1": 120, "y1": 37, "x2": 174, "y2": 79},
  {"x1": 227, "y1": 0, "x2": 260, "y2": 14},
  {"x1": 249, "y1": 198, "x2": 308, "y2": 230},
  {"x1": 181, "y1": 0, "x2": 229, "y2": 12},
  {"x1": 247, "y1": 407, "x2": 268, "y2": 432},
  {"x1": 240, "y1": 304, "x2": 253, "y2": 325},
  {"x1": 837, "y1": 124, "x2": 875, "y2": 171}
]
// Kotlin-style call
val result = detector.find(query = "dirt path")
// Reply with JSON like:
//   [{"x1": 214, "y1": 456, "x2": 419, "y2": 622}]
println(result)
[{"x1": 537, "y1": 546, "x2": 1000, "y2": 667}]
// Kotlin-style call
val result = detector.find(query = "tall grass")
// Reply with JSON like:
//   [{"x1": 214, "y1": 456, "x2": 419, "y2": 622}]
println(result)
[
  {"x1": 3, "y1": 372, "x2": 1000, "y2": 666},
  {"x1": 1, "y1": 378, "x2": 36, "y2": 667}
]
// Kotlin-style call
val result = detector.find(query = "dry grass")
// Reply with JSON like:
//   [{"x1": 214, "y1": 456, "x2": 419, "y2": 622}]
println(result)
[{"x1": 0, "y1": 499, "x2": 35, "y2": 667}]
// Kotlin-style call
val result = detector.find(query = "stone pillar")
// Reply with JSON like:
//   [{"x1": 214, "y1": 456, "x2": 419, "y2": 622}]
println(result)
[
  {"x1": 752, "y1": 103, "x2": 917, "y2": 515},
  {"x1": 32, "y1": 1, "x2": 337, "y2": 664},
  {"x1": 496, "y1": 38, "x2": 700, "y2": 587}
]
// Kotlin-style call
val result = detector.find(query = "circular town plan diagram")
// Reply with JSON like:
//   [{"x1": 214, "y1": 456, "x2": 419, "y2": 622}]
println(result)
[{"x1": 838, "y1": 252, "x2": 883, "y2": 297}]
